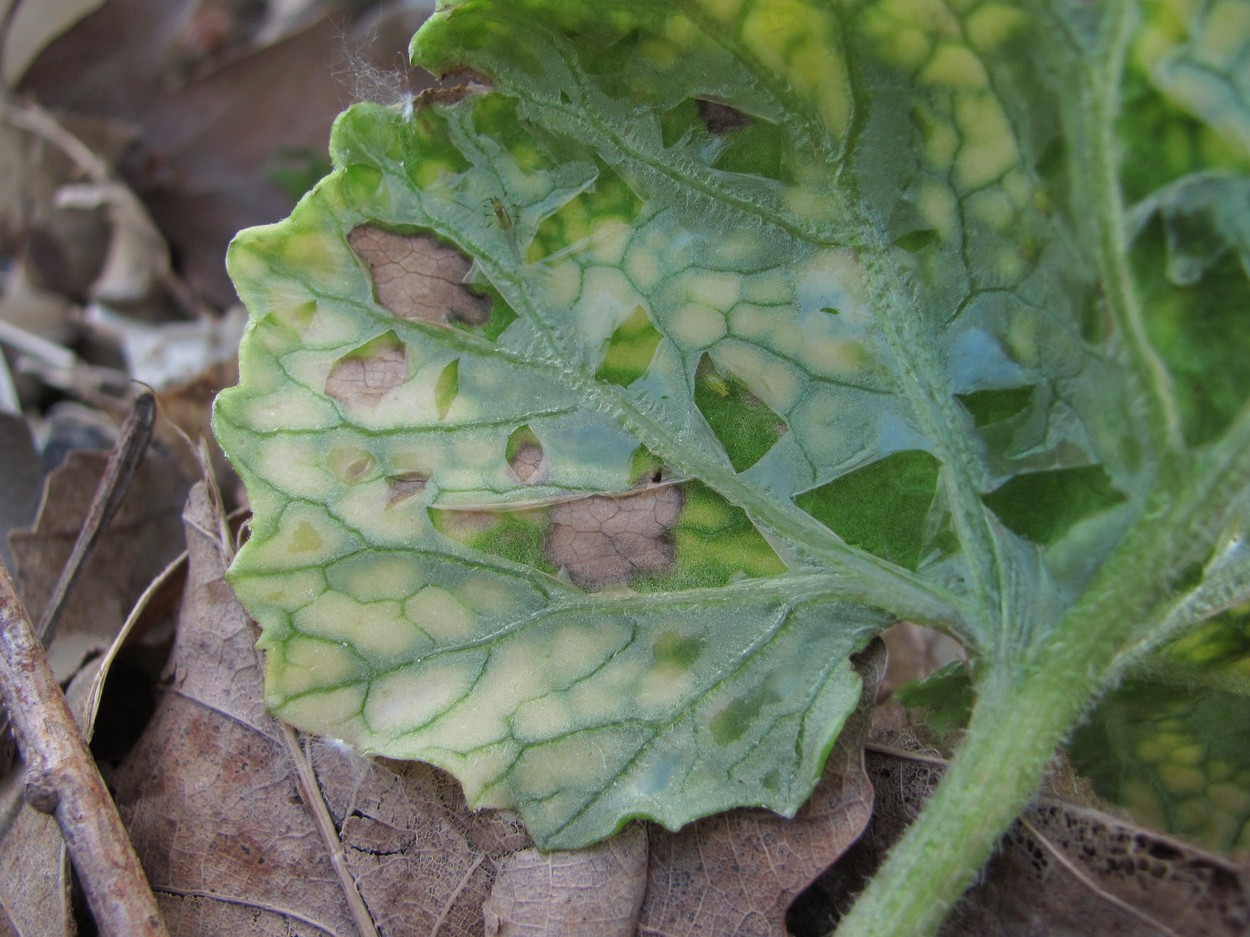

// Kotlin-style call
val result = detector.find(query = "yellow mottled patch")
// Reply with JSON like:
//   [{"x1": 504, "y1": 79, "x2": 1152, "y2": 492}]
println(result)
[
  {"x1": 1171, "y1": 743, "x2": 1205, "y2": 767},
  {"x1": 730, "y1": 304, "x2": 775, "y2": 341},
  {"x1": 624, "y1": 247, "x2": 662, "y2": 292},
  {"x1": 670, "y1": 303, "x2": 727, "y2": 347},
  {"x1": 917, "y1": 181, "x2": 958, "y2": 239},
  {"x1": 955, "y1": 95, "x2": 1018, "y2": 189},
  {"x1": 405, "y1": 586, "x2": 477, "y2": 643},
  {"x1": 276, "y1": 636, "x2": 366, "y2": 696},
  {"x1": 278, "y1": 686, "x2": 365, "y2": 738},
  {"x1": 802, "y1": 336, "x2": 867, "y2": 378},
  {"x1": 1136, "y1": 738, "x2": 1166, "y2": 764},
  {"x1": 243, "y1": 384, "x2": 338, "y2": 434},
  {"x1": 512, "y1": 695, "x2": 577, "y2": 741},
  {"x1": 742, "y1": 272, "x2": 790, "y2": 306},
  {"x1": 741, "y1": 1, "x2": 848, "y2": 136},
  {"x1": 965, "y1": 4, "x2": 1029, "y2": 52},
  {"x1": 923, "y1": 115, "x2": 960, "y2": 171},
  {"x1": 327, "y1": 446, "x2": 376, "y2": 485},
  {"x1": 966, "y1": 188, "x2": 1015, "y2": 231},
  {"x1": 414, "y1": 159, "x2": 455, "y2": 188},
  {"x1": 921, "y1": 43, "x2": 988, "y2": 90},
  {"x1": 332, "y1": 554, "x2": 423, "y2": 601},
  {"x1": 543, "y1": 258, "x2": 584, "y2": 308},
  {"x1": 365, "y1": 661, "x2": 476, "y2": 735},
  {"x1": 1198, "y1": 1, "x2": 1250, "y2": 68},
  {"x1": 246, "y1": 569, "x2": 326, "y2": 612},
  {"x1": 257, "y1": 437, "x2": 332, "y2": 502},
  {"x1": 247, "y1": 503, "x2": 352, "y2": 570},
  {"x1": 320, "y1": 596, "x2": 428, "y2": 659},
  {"x1": 458, "y1": 575, "x2": 523, "y2": 617},
  {"x1": 695, "y1": 0, "x2": 743, "y2": 24},
  {"x1": 636, "y1": 662, "x2": 696, "y2": 711},
  {"x1": 640, "y1": 36, "x2": 680, "y2": 69},
  {"x1": 717, "y1": 343, "x2": 802, "y2": 410},
  {"x1": 1210, "y1": 782, "x2": 1250, "y2": 816},
  {"x1": 584, "y1": 222, "x2": 631, "y2": 267},
  {"x1": 1158, "y1": 762, "x2": 1208, "y2": 796},
  {"x1": 512, "y1": 729, "x2": 634, "y2": 797}
]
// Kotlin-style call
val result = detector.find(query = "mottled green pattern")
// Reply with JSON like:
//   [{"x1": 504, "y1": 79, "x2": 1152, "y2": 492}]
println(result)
[{"x1": 214, "y1": 0, "x2": 1250, "y2": 855}]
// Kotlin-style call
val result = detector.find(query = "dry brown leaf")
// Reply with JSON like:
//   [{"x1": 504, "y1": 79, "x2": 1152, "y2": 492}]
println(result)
[
  {"x1": 348, "y1": 225, "x2": 491, "y2": 326},
  {"x1": 639, "y1": 641, "x2": 883, "y2": 937},
  {"x1": 484, "y1": 827, "x2": 648, "y2": 936},
  {"x1": 21, "y1": 5, "x2": 432, "y2": 307},
  {"x1": 799, "y1": 726, "x2": 1250, "y2": 937},
  {"x1": 9, "y1": 447, "x2": 190, "y2": 684}
]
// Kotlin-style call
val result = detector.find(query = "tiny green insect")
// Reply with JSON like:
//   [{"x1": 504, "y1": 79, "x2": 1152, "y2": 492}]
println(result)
[
  {"x1": 489, "y1": 196, "x2": 513, "y2": 231},
  {"x1": 703, "y1": 371, "x2": 730, "y2": 397}
]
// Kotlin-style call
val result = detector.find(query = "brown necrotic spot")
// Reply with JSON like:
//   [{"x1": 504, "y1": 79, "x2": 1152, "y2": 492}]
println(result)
[
  {"x1": 545, "y1": 485, "x2": 684, "y2": 590},
  {"x1": 506, "y1": 425, "x2": 546, "y2": 484},
  {"x1": 325, "y1": 331, "x2": 408, "y2": 407},
  {"x1": 386, "y1": 472, "x2": 429, "y2": 507},
  {"x1": 348, "y1": 225, "x2": 489, "y2": 326}
]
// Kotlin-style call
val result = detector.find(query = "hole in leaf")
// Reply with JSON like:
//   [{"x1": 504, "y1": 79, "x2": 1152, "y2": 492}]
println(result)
[
  {"x1": 434, "y1": 359, "x2": 460, "y2": 420},
  {"x1": 595, "y1": 305, "x2": 663, "y2": 387},
  {"x1": 546, "y1": 486, "x2": 685, "y2": 590},
  {"x1": 696, "y1": 98, "x2": 754, "y2": 135},
  {"x1": 693, "y1": 353, "x2": 788, "y2": 472},
  {"x1": 982, "y1": 465, "x2": 1125, "y2": 544},
  {"x1": 348, "y1": 224, "x2": 490, "y2": 326},
  {"x1": 386, "y1": 472, "x2": 429, "y2": 508},
  {"x1": 324, "y1": 331, "x2": 408, "y2": 408},
  {"x1": 895, "y1": 228, "x2": 940, "y2": 253},
  {"x1": 956, "y1": 385, "x2": 1035, "y2": 427},
  {"x1": 506, "y1": 425, "x2": 546, "y2": 484},
  {"x1": 794, "y1": 451, "x2": 942, "y2": 570},
  {"x1": 326, "y1": 447, "x2": 376, "y2": 484}
]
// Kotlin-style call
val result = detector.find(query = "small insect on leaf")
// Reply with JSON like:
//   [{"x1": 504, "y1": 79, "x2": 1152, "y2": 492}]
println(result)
[{"x1": 489, "y1": 196, "x2": 513, "y2": 231}]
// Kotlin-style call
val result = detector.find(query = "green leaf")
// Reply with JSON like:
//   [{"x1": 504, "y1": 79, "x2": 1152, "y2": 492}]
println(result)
[{"x1": 214, "y1": 0, "x2": 1250, "y2": 894}]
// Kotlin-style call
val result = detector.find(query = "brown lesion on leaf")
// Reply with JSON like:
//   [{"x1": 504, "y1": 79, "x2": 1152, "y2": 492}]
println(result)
[
  {"x1": 546, "y1": 484, "x2": 684, "y2": 590},
  {"x1": 696, "y1": 98, "x2": 754, "y2": 135},
  {"x1": 386, "y1": 472, "x2": 429, "y2": 508},
  {"x1": 325, "y1": 331, "x2": 408, "y2": 407},
  {"x1": 506, "y1": 425, "x2": 546, "y2": 485},
  {"x1": 348, "y1": 225, "x2": 490, "y2": 326}
]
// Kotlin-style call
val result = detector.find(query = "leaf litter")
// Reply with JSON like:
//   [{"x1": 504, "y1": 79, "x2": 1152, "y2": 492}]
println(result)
[{"x1": 0, "y1": 0, "x2": 1248, "y2": 933}]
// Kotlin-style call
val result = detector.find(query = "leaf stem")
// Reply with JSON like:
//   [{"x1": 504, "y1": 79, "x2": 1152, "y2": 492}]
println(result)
[{"x1": 832, "y1": 415, "x2": 1250, "y2": 936}]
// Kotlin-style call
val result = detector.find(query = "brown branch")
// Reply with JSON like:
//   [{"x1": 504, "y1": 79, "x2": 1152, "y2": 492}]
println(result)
[{"x1": 0, "y1": 560, "x2": 167, "y2": 936}]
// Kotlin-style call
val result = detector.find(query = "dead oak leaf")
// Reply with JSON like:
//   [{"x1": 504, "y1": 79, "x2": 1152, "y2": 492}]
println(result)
[{"x1": 348, "y1": 225, "x2": 490, "y2": 326}]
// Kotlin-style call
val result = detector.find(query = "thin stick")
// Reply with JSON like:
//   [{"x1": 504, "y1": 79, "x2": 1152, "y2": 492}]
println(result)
[
  {"x1": 36, "y1": 389, "x2": 156, "y2": 644},
  {"x1": 0, "y1": 560, "x2": 167, "y2": 936}
]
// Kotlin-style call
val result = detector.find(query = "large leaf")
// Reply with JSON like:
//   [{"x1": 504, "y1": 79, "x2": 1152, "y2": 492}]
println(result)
[{"x1": 214, "y1": 0, "x2": 1250, "y2": 860}]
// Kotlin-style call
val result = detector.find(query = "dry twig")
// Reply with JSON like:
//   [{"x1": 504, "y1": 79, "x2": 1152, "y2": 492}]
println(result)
[{"x1": 0, "y1": 560, "x2": 167, "y2": 936}]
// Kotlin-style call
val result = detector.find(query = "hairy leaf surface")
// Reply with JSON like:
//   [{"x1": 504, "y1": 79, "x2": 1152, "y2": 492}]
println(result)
[{"x1": 214, "y1": 0, "x2": 1250, "y2": 852}]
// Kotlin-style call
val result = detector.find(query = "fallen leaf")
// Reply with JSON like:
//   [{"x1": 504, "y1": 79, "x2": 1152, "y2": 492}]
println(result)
[
  {"x1": 483, "y1": 826, "x2": 648, "y2": 936},
  {"x1": 0, "y1": 414, "x2": 45, "y2": 573},
  {"x1": 798, "y1": 726, "x2": 1250, "y2": 937},
  {"x1": 9, "y1": 447, "x2": 190, "y2": 684}
]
